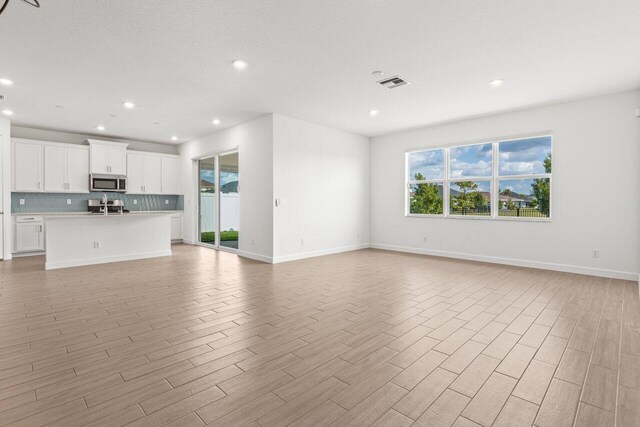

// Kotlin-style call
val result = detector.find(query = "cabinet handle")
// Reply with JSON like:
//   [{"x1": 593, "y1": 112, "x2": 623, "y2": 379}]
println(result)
[{"x1": 39, "y1": 225, "x2": 43, "y2": 232}]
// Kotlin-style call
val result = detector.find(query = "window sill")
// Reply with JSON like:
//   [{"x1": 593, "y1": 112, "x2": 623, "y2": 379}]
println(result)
[{"x1": 406, "y1": 214, "x2": 552, "y2": 223}]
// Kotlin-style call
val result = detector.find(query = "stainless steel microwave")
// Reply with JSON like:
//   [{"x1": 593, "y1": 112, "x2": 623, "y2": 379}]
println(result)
[{"x1": 90, "y1": 174, "x2": 127, "y2": 192}]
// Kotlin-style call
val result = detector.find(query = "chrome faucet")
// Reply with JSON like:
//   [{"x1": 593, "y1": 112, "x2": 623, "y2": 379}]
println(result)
[{"x1": 102, "y1": 194, "x2": 108, "y2": 215}]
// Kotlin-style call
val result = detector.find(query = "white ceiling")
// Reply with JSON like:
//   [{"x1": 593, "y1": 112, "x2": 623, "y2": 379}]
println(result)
[{"x1": 1, "y1": 0, "x2": 639, "y2": 145}]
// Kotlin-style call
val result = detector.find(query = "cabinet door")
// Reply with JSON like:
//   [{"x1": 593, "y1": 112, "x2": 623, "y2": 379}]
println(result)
[
  {"x1": 44, "y1": 145, "x2": 66, "y2": 192},
  {"x1": 90, "y1": 144, "x2": 109, "y2": 174},
  {"x1": 126, "y1": 153, "x2": 144, "y2": 194},
  {"x1": 14, "y1": 143, "x2": 44, "y2": 191},
  {"x1": 108, "y1": 146, "x2": 127, "y2": 175},
  {"x1": 143, "y1": 155, "x2": 162, "y2": 194},
  {"x1": 67, "y1": 148, "x2": 90, "y2": 192},
  {"x1": 14, "y1": 223, "x2": 44, "y2": 252},
  {"x1": 161, "y1": 157, "x2": 180, "y2": 194},
  {"x1": 171, "y1": 216, "x2": 182, "y2": 240}
]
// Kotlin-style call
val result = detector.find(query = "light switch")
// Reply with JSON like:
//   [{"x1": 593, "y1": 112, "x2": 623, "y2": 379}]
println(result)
[
  {"x1": 66, "y1": 199, "x2": 71, "y2": 205},
  {"x1": 165, "y1": 199, "x2": 169, "y2": 205},
  {"x1": 19, "y1": 199, "x2": 25, "y2": 205},
  {"x1": 133, "y1": 199, "x2": 138, "y2": 205}
]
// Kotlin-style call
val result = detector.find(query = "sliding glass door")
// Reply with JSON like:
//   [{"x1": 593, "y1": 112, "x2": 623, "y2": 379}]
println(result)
[
  {"x1": 197, "y1": 151, "x2": 239, "y2": 251},
  {"x1": 198, "y1": 156, "x2": 217, "y2": 245},
  {"x1": 219, "y1": 152, "x2": 239, "y2": 249}
]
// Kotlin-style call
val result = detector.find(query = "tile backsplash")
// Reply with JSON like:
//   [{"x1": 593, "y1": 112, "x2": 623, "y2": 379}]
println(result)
[{"x1": 12, "y1": 192, "x2": 184, "y2": 213}]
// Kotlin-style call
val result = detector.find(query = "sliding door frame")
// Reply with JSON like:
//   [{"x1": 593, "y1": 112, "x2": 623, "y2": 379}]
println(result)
[{"x1": 193, "y1": 147, "x2": 239, "y2": 253}]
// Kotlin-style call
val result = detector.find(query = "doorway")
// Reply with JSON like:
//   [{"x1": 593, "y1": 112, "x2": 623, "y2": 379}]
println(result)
[{"x1": 197, "y1": 151, "x2": 239, "y2": 251}]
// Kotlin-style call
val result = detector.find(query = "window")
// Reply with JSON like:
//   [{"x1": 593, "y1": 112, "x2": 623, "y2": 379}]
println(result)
[
  {"x1": 449, "y1": 143, "x2": 492, "y2": 217},
  {"x1": 405, "y1": 135, "x2": 552, "y2": 220},
  {"x1": 498, "y1": 136, "x2": 552, "y2": 218},
  {"x1": 407, "y1": 149, "x2": 444, "y2": 215}
]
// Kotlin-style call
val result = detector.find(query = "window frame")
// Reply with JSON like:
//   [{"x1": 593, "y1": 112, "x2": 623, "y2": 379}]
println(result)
[
  {"x1": 405, "y1": 148, "x2": 446, "y2": 218},
  {"x1": 405, "y1": 134, "x2": 553, "y2": 222}
]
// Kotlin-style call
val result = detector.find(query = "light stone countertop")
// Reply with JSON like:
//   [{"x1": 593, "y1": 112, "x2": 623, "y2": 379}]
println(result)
[{"x1": 13, "y1": 210, "x2": 183, "y2": 217}]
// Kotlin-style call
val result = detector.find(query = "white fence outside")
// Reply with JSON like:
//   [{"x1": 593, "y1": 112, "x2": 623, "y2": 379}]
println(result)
[{"x1": 200, "y1": 193, "x2": 239, "y2": 232}]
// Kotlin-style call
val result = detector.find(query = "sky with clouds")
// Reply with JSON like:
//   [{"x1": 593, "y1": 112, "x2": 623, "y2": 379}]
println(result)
[
  {"x1": 409, "y1": 136, "x2": 551, "y2": 195},
  {"x1": 200, "y1": 169, "x2": 238, "y2": 186}
]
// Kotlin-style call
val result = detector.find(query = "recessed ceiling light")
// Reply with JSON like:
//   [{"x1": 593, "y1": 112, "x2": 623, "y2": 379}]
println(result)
[
  {"x1": 232, "y1": 60, "x2": 248, "y2": 70},
  {"x1": 212, "y1": 119, "x2": 221, "y2": 125},
  {"x1": 171, "y1": 136, "x2": 178, "y2": 141},
  {"x1": 123, "y1": 101, "x2": 136, "y2": 109},
  {"x1": 54, "y1": 105, "x2": 64, "y2": 109},
  {"x1": 96, "y1": 125, "x2": 106, "y2": 131},
  {"x1": 371, "y1": 71, "x2": 384, "y2": 78},
  {"x1": 368, "y1": 109, "x2": 379, "y2": 117},
  {"x1": 489, "y1": 79, "x2": 504, "y2": 87},
  {"x1": 2, "y1": 109, "x2": 14, "y2": 116},
  {"x1": 0, "y1": 78, "x2": 13, "y2": 86}
]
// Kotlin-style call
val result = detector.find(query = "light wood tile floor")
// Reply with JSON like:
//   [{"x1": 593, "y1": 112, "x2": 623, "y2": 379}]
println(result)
[{"x1": 1, "y1": 245, "x2": 639, "y2": 426}]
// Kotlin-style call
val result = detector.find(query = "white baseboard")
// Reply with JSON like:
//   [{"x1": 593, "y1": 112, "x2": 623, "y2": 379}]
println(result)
[
  {"x1": 237, "y1": 250, "x2": 273, "y2": 263},
  {"x1": 45, "y1": 250, "x2": 173, "y2": 270},
  {"x1": 11, "y1": 251, "x2": 45, "y2": 258},
  {"x1": 370, "y1": 243, "x2": 639, "y2": 281},
  {"x1": 272, "y1": 243, "x2": 370, "y2": 264}
]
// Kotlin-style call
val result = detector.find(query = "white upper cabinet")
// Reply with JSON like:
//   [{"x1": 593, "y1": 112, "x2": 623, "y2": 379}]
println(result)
[
  {"x1": 127, "y1": 153, "x2": 180, "y2": 195},
  {"x1": 126, "y1": 153, "x2": 144, "y2": 193},
  {"x1": 161, "y1": 156, "x2": 180, "y2": 195},
  {"x1": 44, "y1": 145, "x2": 89, "y2": 193},
  {"x1": 107, "y1": 145, "x2": 127, "y2": 175},
  {"x1": 143, "y1": 155, "x2": 162, "y2": 194},
  {"x1": 86, "y1": 140, "x2": 128, "y2": 175},
  {"x1": 12, "y1": 141, "x2": 44, "y2": 192},
  {"x1": 13, "y1": 139, "x2": 90, "y2": 193},
  {"x1": 127, "y1": 152, "x2": 161, "y2": 194},
  {"x1": 44, "y1": 145, "x2": 66, "y2": 192},
  {"x1": 66, "y1": 147, "x2": 90, "y2": 192}
]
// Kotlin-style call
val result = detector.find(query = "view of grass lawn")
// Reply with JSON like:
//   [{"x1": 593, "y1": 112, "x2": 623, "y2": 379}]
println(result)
[{"x1": 201, "y1": 231, "x2": 239, "y2": 243}]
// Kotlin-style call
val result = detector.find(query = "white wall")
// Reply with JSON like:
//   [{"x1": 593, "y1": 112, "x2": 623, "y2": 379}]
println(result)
[
  {"x1": 0, "y1": 117, "x2": 11, "y2": 259},
  {"x1": 178, "y1": 115, "x2": 273, "y2": 261},
  {"x1": 272, "y1": 114, "x2": 369, "y2": 262},
  {"x1": 11, "y1": 126, "x2": 178, "y2": 155},
  {"x1": 370, "y1": 90, "x2": 640, "y2": 279}
]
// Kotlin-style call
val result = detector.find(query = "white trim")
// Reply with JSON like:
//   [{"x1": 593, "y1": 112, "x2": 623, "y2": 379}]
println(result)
[
  {"x1": 272, "y1": 244, "x2": 370, "y2": 264},
  {"x1": 237, "y1": 249, "x2": 273, "y2": 263},
  {"x1": 45, "y1": 250, "x2": 172, "y2": 270},
  {"x1": 11, "y1": 251, "x2": 45, "y2": 258},
  {"x1": 406, "y1": 134, "x2": 552, "y2": 222},
  {"x1": 369, "y1": 243, "x2": 638, "y2": 281}
]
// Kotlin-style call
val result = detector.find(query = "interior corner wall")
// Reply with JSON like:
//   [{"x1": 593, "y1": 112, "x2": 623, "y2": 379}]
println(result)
[
  {"x1": 0, "y1": 117, "x2": 11, "y2": 260},
  {"x1": 370, "y1": 90, "x2": 640, "y2": 279},
  {"x1": 272, "y1": 114, "x2": 370, "y2": 262},
  {"x1": 178, "y1": 114, "x2": 274, "y2": 261}
]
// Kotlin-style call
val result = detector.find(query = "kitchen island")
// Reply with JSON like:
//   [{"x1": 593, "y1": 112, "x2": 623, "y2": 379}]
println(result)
[{"x1": 44, "y1": 213, "x2": 172, "y2": 270}]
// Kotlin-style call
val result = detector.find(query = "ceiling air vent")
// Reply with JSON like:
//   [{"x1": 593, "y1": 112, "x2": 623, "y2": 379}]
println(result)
[{"x1": 377, "y1": 75, "x2": 409, "y2": 89}]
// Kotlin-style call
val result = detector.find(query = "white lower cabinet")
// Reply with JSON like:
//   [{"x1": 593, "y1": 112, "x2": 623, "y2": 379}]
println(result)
[
  {"x1": 170, "y1": 213, "x2": 182, "y2": 241},
  {"x1": 14, "y1": 217, "x2": 45, "y2": 253}
]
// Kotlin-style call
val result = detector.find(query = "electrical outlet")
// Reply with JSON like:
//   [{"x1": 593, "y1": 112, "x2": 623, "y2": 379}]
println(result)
[
  {"x1": 165, "y1": 199, "x2": 169, "y2": 205},
  {"x1": 300, "y1": 238, "x2": 305, "y2": 245},
  {"x1": 251, "y1": 239, "x2": 255, "y2": 246},
  {"x1": 19, "y1": 199, "x2": 25, "y2": 205},
  {"x1": 66, "y1": 199, "x2": 71, "y2": 205},
  {"x1": 133, "y1": 199, "x2": 138, "y2": 205},
  {"x1": 423, "y1": 237, "x2": 428, "y2": 243},
  {"x1": 357, "y1": 233, "x2": 360, "y2": 240},
  {"x1": 592, "y1": 250, "x2": 600, "y2": 259}
]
